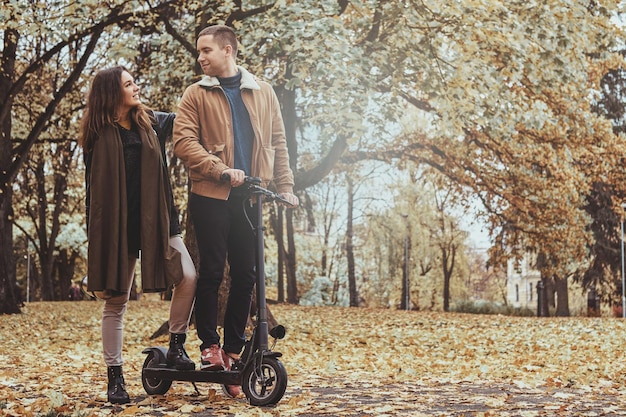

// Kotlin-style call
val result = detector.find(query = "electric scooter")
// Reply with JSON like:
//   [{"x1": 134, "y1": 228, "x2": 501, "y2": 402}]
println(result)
[{"x1": 141, "y1": 176, "x2": 294, "y2": 406}]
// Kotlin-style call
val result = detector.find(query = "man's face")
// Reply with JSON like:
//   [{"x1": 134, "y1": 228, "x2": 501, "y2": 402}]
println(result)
[{"x1": 197, "y1": 34, "x2": 231, "y2": 78}]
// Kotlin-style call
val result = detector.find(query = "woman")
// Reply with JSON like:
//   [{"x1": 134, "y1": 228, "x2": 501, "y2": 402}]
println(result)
[{"x1": 78, "y1": 66, "x2": 197, "y2": 404}]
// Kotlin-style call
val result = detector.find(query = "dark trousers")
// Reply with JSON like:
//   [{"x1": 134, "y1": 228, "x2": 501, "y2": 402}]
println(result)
[{"x1": 189, "y1": 192, "x2": 257, "y2": 354}]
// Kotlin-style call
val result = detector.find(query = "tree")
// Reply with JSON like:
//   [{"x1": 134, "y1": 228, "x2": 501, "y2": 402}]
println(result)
[
  {"x1": 129, "y1": 1, "x2": 375, "y2": 303},
  {"x1": 400, "y1": 213, "x2": 411, "y2": 310},
  {"x1": 341, "y1": 1, "x2": 626, "y2": 292},
  {"x1": 13, "y1": 140, "x2": 80, "y2": 300},
  {"x1": 1, "y1": 0, "x2": 193, "y2": 313},
  {"x1": 431, "y1": 183, "x2": 468, "y2": 312},
  {"x1": 345, "y1": 175, "x2": 359, "y2": 307},
  {"x1": 7, "y1": 0, "x2": 626, "y2": 313},
  {"x1": 465, "y1": 248, "x2": 506, "y2": 304},
  {"x1": 1, "y1": 9, "x2": 104, "y2": 312},
  {"x1": 348, "y1": 169, "x2": 469, "y2": 310},
  {"x1": 296, "y1": 174, "x2": 345, "y2": 305},
  {"x1": 5, "y1": 0, "x2": 379, "y2": 312},
  {"x1": 579, "y1": 65, "x2": 626, "y2": 305}
]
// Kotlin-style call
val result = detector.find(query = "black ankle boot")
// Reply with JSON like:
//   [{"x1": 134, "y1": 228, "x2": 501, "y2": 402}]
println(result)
[
  {"x1": 166, "y1": 333, "x2": 195, "y2": 370},
  {"x1": 107, "y1": 366, "x2": 130, "y2": 404}
]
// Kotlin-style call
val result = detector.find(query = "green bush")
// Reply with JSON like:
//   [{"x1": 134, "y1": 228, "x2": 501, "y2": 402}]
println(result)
[{"x1": 451, "y1": 300, "x2": 535, "y2": 317}]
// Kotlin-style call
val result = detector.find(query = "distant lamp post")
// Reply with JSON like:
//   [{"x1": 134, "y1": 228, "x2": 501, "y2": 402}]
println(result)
[
  {"x1": 620, "y1": 203, "x2": 626, "y2": 318},
  {"x1": 402, "y1": 213, "x2": 410, "y2": 311},
  {"x1": 26, "y1": 242, "x2": 31, "y2": 303}
]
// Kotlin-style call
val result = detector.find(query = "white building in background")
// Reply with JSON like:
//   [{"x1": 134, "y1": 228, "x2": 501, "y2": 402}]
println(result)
[{"x1": 506, "y1": 255, "x2": 541, "y2": 309}]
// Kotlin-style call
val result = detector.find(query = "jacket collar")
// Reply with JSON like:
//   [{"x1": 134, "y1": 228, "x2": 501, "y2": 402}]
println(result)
[{"x1": 198, "y1": 65, "x2": 261, "y2": 90}]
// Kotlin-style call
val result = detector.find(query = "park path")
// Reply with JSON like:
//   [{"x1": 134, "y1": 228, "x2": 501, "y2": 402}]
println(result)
[
  {"x1": 194, "y1": 380, "x2": 626, "y2": 416},
  {"x1": 90, "y1": 379, "x2": 626, "y2": 416}
]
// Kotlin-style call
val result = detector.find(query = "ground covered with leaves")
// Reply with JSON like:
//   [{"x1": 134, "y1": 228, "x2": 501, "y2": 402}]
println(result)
[{"x1": 2, "y1": 297, "x2": 626, "y2": 416}]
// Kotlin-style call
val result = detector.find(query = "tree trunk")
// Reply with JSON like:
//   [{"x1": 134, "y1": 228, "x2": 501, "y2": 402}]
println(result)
[
  {"x1": 285, "y1": 209, "x2": 298, "y2": 304},
  {"x1": 30, "y1": 263, "x2": 41, "y2": 302},
  {"x1": 442, "y1": 244, "x2": 456, "y2": 312},
  {"x1": 55, "y1": 249, "x2": 77, "y2": 300},
  {"x1": 272, "y1": 205, "x2": 285, "y2": 302},
  {"x1": 0, "y1": 191, "x2": 19, "y2": 313},
  {"x1": 545, "y1": 276, "x2": 556, "y2": 311},
  {"x1": 554, "y1": 275, "x2": 570, "y2": 317},
  {"x1": 401, "y1": 221, "x2": 411, "y2": 310},
  {"x1": 346, "y1": 177, "x2": 358, "y2": 307},
  {"x1": 35, "y1": 159, "x2": 53, "y2": 301},
  {"x1": 0, "y1": 29, "x2": 20, "y2": 314},
  {"x1": 277, "y1": 67, "x2": 298, "y2": 173}
]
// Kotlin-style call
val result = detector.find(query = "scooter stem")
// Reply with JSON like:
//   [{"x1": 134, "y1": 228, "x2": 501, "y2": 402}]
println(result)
[{"x1": 254, "y1": 191, "x2": 269, "y2": 351}]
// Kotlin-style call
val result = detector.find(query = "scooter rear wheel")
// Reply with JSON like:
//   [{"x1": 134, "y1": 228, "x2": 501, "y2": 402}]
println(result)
[
  {"x1": 242, "y1": 356, "x2": 287, "y2": 406},
  {"x1": 142, "y1": 352, "x2": 172, "y2": 395}
]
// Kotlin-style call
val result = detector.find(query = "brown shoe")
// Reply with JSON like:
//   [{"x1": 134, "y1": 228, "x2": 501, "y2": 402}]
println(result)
[
  {"x1": 221, "y1": 350, "x2": 242, "y2": 398},
  {"x1": 200, "y1": 345, "x2": 225, "y2": 371}
]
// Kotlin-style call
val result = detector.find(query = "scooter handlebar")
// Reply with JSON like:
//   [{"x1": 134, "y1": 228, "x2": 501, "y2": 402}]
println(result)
[{"x1": 220, "y1": 173, "x2": 296, "y2": 208}]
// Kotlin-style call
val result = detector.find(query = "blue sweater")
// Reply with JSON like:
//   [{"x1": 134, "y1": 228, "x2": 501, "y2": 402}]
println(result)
[{"x1": 219, "y1": 71, "x2": 254, "y2": 176}]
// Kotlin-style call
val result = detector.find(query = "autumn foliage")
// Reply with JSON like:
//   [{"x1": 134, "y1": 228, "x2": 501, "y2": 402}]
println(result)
[{"x1": 2, "y1": 298, "x2": 626, "y2": 416}]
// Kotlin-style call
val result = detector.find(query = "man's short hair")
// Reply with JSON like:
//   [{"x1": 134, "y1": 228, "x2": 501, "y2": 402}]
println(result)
[{"x1": 198, "y1": 25, "x2": 238, "y2": 57}]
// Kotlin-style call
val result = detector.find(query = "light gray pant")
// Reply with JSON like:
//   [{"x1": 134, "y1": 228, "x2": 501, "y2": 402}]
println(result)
[{"x1": 102, "y1": 236, "x2": 197, "y2": 366}]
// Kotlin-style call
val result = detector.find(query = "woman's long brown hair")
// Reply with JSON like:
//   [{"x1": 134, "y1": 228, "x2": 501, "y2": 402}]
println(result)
[{"x1": 78, "y1": 65, "x2": 153, "y2": 151}]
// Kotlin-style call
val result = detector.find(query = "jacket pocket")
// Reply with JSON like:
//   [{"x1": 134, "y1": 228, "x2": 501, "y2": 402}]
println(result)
[{"x1": 189, "y1": 143, "x2": 226, "y2": 181}]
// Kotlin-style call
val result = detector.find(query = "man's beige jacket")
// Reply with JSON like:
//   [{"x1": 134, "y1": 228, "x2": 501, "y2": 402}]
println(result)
[{"x1": 173, "y1": 66, "x2": 295, "y2": 200}]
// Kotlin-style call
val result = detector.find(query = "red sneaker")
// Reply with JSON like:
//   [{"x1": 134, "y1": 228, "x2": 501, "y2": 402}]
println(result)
[
  {"x1": 221, "y1": 350, "x2": 242, "y2": 398},
  {"x1": 200, "y1": 345, "x2": 225, "y2": 371}
]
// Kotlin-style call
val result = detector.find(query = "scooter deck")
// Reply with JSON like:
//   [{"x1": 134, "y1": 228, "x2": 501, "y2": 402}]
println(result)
[{"x1": 143, "y1": 364, "x2": 241, "y2": 385}]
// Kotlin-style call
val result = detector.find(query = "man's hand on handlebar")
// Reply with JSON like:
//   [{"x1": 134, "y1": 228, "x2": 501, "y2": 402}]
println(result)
[
  {"x1": 278, "y1": 193, "x2": 299, "y2": 208},
  {"x1": 220, "y1": 170, "x2": 299, "y2": 208},
  {"x1": 221, "y1": 168, "x2": 246, "y2": 187}
]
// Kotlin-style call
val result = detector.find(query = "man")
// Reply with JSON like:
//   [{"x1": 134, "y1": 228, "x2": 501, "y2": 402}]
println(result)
[{"x1": 173, "y1": 25, "x2": 298, "y2": 398}]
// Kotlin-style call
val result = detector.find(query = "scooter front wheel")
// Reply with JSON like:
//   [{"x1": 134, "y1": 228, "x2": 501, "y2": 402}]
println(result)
[
  {"x1": 142, "y1": 351, "x2": 172, "y2": 395},
  {"x1": 242, "y1": 356, "x2": 287, "y2": 406}
]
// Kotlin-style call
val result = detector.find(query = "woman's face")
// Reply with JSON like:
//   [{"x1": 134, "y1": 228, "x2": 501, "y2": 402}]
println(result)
[{"x1": 119, "y1": 70, "x2": 140, "y2": 113}]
